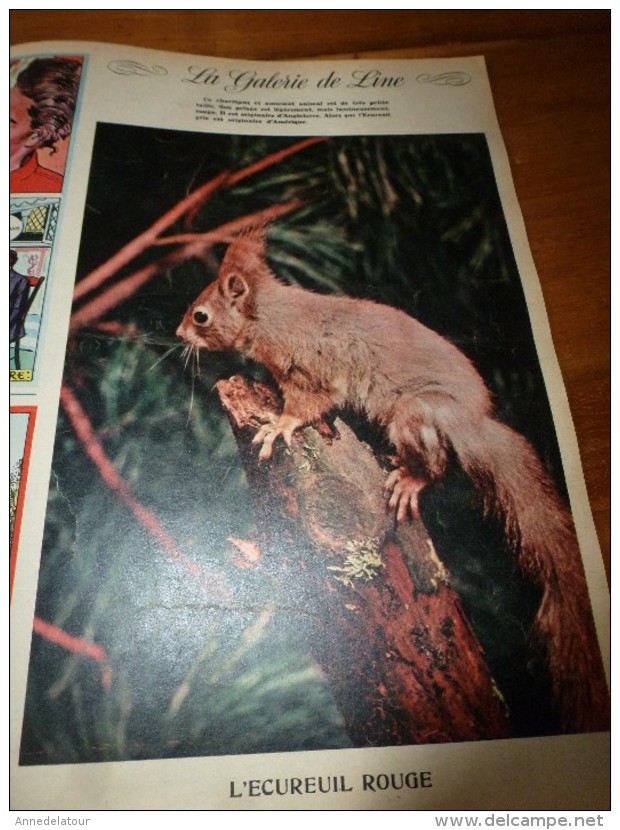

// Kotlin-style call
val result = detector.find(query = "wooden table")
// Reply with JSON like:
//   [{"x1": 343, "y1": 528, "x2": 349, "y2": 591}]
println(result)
[{"x1": 10, "y1": 10, "x2": 610, "y2": 575}]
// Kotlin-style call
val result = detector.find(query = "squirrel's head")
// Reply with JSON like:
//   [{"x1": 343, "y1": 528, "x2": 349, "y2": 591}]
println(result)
[{"x1": 176, "y1": 229, "x2": 272, "y2": 353}]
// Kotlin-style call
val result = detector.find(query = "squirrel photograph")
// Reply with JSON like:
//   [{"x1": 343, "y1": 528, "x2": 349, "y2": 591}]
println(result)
[
  {"x1": 21, "y1": 128, "x2": 608, "y2": 767},
  {"x1": 177, "y1": 227, "x2": 609, "y2": 735}
]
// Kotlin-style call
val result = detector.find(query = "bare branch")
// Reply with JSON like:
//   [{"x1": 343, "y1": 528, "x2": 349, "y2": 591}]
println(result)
[
  {"x1": 69, "y1": 199, "x2": 302, "y2": 333},
  {"x1": 73, "y1": 137, "x2": 327, "y2": 305}
]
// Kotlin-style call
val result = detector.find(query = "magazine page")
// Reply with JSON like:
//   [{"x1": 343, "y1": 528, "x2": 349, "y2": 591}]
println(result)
[{"x1": 9, "y1": 40, "x2": 610, "y2": 811}]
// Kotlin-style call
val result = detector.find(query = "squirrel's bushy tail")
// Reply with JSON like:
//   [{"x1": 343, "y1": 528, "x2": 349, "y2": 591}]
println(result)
[{"x1": 451, "y1": 416, "x2": 609, "y2": 733}]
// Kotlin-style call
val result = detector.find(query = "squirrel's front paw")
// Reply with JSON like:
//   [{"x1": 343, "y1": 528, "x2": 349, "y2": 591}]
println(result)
[{"x1": 252, "y1": 414, "x2": 303, "y2": 461}]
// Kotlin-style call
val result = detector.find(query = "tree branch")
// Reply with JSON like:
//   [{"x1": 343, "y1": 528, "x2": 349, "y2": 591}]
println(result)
[
  {"x1": 73, "y1": 136, "x2": 327, "y2": 304},
  {"x1": 69, "y1": 199, "x2": 302, "y2": 333},
  {"x1": 217, "y1": 375, "x2": 512, "y2": 746}
]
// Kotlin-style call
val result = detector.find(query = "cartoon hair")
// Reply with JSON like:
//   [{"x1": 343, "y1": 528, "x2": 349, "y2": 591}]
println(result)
[{"x1": 14, "y1": 58, "x2": 81, "y2": 152}]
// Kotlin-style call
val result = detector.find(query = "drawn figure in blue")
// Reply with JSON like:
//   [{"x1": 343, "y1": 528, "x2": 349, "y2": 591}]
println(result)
[{"x1": 9, "y1": 248, "x2": 45, "y2": 374}]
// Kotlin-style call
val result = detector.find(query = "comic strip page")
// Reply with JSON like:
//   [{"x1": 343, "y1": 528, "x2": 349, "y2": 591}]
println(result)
[{"x1": 10, "y1": 55, "x2": 82, "y2": 383}]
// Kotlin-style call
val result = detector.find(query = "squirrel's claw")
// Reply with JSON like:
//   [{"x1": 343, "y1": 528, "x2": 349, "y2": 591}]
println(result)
[
  {"x1": 385, "y1": 467, "x2": 427, "y2": 522},
  {"x1": 253, "y1": 424, "x2": 278, "y2": 460},
  {"x1": 252, "y1": 414, "x2": 303, "y2": 461}
]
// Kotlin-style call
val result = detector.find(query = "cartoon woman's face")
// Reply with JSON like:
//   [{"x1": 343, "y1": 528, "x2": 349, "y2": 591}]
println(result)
[{"x1": 9, "y1": 86, "x2": 37, "y2": 170}]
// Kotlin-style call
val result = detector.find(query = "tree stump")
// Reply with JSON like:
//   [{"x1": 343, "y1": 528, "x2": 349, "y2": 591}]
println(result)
[{"x1": 217, "y1": 375, "x2": 512, "y2": 746}]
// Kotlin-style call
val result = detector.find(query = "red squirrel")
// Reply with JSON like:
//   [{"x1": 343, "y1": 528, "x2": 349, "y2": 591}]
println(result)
[{"x1": 176, "y1": 229, "x2": 608, "y2": 733}]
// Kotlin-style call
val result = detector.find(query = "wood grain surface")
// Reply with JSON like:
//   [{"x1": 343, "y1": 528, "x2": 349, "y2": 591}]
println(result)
[{"x1": 10, "y1": 10, "x2": 610, "y2": 575}]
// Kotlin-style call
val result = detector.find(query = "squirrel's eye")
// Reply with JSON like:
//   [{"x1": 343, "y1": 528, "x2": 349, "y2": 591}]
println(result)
[{"x1": 193, "y1": 308, "x2": 209, "y2": 325}]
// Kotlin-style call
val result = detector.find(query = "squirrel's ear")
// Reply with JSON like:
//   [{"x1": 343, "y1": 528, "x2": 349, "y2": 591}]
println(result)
[{"x1": 221, "y1": 272, "x2": 250, "y2": 306}]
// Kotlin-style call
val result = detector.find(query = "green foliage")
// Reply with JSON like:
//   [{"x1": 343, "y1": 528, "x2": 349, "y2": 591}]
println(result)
[{"x1": 22, "y1": 331, "x2": 350, "y2": 764}]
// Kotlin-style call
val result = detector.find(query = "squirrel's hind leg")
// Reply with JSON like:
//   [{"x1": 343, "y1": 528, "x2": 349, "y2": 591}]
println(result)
[
  {"x1": 383, "y1": 393, "x2": 453, "y2": 521},
  {"x1": 385, "y1": 467, "x2": 428, "y2": 522}
]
